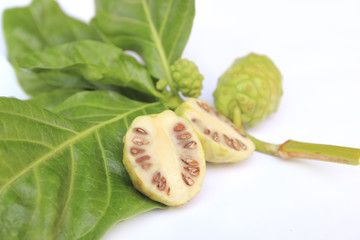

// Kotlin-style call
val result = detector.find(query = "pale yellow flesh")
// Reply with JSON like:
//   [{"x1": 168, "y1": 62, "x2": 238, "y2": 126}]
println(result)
[
  {"x1": 177, "y1": 98, "x2": 255, "y2": 163},
  {"x1": 124, "y1": 110, "x2": 206, "y2": 206}
]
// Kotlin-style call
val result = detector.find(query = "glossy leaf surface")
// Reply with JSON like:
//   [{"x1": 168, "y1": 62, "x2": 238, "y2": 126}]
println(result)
[
  {"x1": 3, "y1": 0, "x2": 101, "y2": 95},
  {"x1": 0, "y1": 91, "x2": 166, "y2": 240},
  {"x1": 92, "y1": 0, "x2": 195, "y2": 83},
  {"x1": 17, "y1": 40, "x2": 162, "y2": 97}
]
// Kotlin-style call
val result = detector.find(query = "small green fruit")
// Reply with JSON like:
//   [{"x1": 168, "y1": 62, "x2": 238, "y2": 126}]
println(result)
[
  {"x1": 214, "y1": 53, "x2": 283, "y2": 128},
  {"x1": 176, "y1": 98, "x2": 255, "y2": 163},
  {"x1": 170, "y1": 59, "x2": 204, "y2": 98},
  {"x1": 123, "y1": 110, "x2": 206, "y2": 206}
]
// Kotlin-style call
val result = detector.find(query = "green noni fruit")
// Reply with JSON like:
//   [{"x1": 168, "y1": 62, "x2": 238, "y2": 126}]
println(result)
[
  {"x1": 170, "y1": 59, "x2": 204, "y2": 98},
  {"x1": 214, "y1": 53, "x2": 283, "y2": 128}
]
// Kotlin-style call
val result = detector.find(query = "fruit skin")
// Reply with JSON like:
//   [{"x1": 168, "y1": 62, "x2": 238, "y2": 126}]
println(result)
[
  {"x1": 213, "y1": 53, "x2": 283, "y2": 128},
  {"x1": 169, "y1": 59, "x2": 204, "y2": 98},
  {"x1": 176, "y1": 98, "x2": 255, "y2": 164},
  {"x1": 123, "y1": 110, "x2": 206, "y2": 206}
]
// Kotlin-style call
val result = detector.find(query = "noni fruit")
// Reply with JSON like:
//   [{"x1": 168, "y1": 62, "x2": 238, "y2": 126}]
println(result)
[
  {"x1": 213, "y1": 53, "x2": 283, "y2": 128},
  {"x1": 170, "y1": 59, "x2": 204, "y2": 98}
]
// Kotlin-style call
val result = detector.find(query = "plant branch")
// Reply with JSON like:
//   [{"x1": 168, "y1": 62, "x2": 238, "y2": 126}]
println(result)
[{"x1": 247, "y1": 134, "x2": 360, "y2": 165}]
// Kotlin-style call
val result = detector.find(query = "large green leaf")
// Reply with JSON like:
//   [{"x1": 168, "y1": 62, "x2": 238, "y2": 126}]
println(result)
[
  {"x1": 92, "y1": 0, "x2": 195, "y2": 83},
  {"x1": 3, "y1": 0, "x2": 102, "y2": 96},
  {"x1": 17, "y1": 40, "x2": 162, "y2": 98},
  {"x1": 27, "y1": 89, "x2": 82, "y2": 110},
  {"x1": 0, "y1": 91, "x2": 167, "y2": 240},
  {"x1": 3, "y1": 0, "x2": 101, "y2": 61}
]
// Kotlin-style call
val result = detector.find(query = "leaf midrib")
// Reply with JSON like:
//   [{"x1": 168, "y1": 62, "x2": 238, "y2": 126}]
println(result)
[
  {"x1": 0, "y1": 102, "x2": 161, "y2": 195},
  {"x1": 141, "y1": 0, "x2": 174, "y2": 91}
]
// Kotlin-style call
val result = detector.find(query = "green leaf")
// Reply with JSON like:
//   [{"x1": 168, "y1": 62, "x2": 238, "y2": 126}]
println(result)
[
  {"x1": 0, "y1": 91, "x2": 167, "y2": 240},
  {"x1": 91, "y1": 0, "x2": 195, "y2": 88},
  {"x1": 17, "y1": 40, "x2": 163, "y2": 97},
  {"x1": 52, "y1": 90, "x2": 158, "y2": 124},
  {"x1": 3, "y1": 0, "x2": 102, "y2": 96},
  {"x1": 13, "y1": 66, "x2": 60, "y2": 96},
  {"x1": 3, "y1": 0, "x2": 101, "y2": 61},
  {"x1": 14, "y1": 65, "x2": 96, "y2": 97},
  {"x1": 27, "y1": 89, "x2": 81, "y2": 110}
]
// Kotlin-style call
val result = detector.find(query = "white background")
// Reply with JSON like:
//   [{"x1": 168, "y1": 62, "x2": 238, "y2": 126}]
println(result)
[{"x1": 1, "y1": 1, "x2": 360, "y2": 239}]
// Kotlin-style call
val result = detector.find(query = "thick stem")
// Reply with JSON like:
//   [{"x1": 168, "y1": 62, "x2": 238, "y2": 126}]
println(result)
[
  {"x1": 160, "y1": 93, "x2": 184, "y2": 109},
  {"x1": 247, "y1": 134, "x2": 360, "y2": 166}
]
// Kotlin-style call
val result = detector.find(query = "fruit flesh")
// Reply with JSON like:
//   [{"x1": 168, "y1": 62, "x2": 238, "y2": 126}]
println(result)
[
  {"x1": 176, "y1": 98, "x2": 255, "y2": 163},
  {"x1": 123, "y1": 110, "x2": 206, "y2": 206}
]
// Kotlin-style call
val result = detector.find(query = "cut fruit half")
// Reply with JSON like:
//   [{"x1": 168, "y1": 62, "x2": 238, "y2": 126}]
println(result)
[
  {"x1": 123, "y1": 110, "x2": 206, "y2": 206},
  {"x1": 176, "y1": 98, "x2": 255, "y2": 163}
]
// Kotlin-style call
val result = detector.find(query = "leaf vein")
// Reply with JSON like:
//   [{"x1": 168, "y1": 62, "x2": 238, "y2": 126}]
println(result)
[
  {"x1": 22, "y1": 169, "x2": 41, "y2": 239},
  {"x1": 70, "y1": 114, "x2": 119, "y2": 120},
  {"x1": 106, "y1": 15, "x2": 148, "y2": 27},
  {"x1": 141, "y1": 0, "x2": 172, "y2": 82},
  {"x1": 167, "y1": 2, "x2": 190, "y2": 63},
  {"x1": 78, "y1": 130, "x2": 112, "y2": 238},
  {"x1": 54, "y1": 144, "x2": 75, "y2": 238},
  {"x1": 0, "y1": 139, "x2": 54, "y2": 149},
  {"x1": 0, "y1": 102, "x2": 162, "y2": 195},
  {"x1": 54, "y1": 103, "x2": 140, "y2": 114},
  {"x1": 112, "y1": 35, "x2": 156, "y2": 48},
  {"x1": 0, "y1": 110, "x2": 78, "y2": 134},
  {"x1": 159, "y1": 0, "x2": 174, "y2": 38}
]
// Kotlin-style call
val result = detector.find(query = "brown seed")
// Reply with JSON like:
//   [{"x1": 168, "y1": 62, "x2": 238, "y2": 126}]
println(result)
[
  {"x1": 174, "y1": 123, "x2": 185, "y2": 132},
  {"x1": 212, "y1": 132, "x2": 220, "y2": 142},
  {"x1": 223, "y1": 134, "x2": 235, "y2": 149},
  {"x1": 235, "y1": 139, "x2": 247, "y2": 150},
  {"x1": 204, "y1": 129, "x2": 210, "y2": 135},
  {"x1": 181, "y1": 157, "x2": 199, "y2": 166},
  {"x1": 184, "y1": 141, "x2": 197, "y2": 149},
  {"x1": 232, "y1": 139, "x2": 242, "y2": 151},
  {"x1": 191, "y1": 118, "x2": 197, "y2": 123},
  {"x1": 177, "y1": 132, "x2": 191, "y2": 140},
  {"x1": 136, "y1": 155, "x2": 151, "y2": 163},
  {"x1": 214, "y1": 110, "x2": 221, "y2": 118},
  {"x1": 197, "y1": 101, "x2": 210, "y2": 112},
  {"x1": 182, "y1": 173, "x2": 195, "y2": 186},
  {"x1": 184, "y1": 167, "x2": 200, "y2": 177},
  {"x1": 152, "y1": 172, "x2": 161, "y2": 184},
  {"x1": 166, "y1": 187, "x2": 171, "y2": 196},
  {"x1": 130, "y1": 147, "x2": 145, "y2": 156},
  {"x1": 157, "y1": 177, "x2": 167, "y2": 191},
  {"x1": 141, "y1": 163, "x2": 152, "y2": 170},
  {"x1": 132, "y1": 137, "x2": 147, "y2": 145},
  {"x1": 200, "y1": 103, "x2": 210, "y2": 112},
  {"x1": 134, "y1": 127, "x2": 148, "y2": 135}
]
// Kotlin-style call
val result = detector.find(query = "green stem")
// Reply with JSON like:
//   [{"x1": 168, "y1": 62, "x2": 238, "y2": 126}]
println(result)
[
  {"x1": 247, "y1": 134, "x2": 360, "y2": 166},
  {"x1": 162, "y1": 93, "x2": 184, "y2": 109},
  {"x1": 233, "y1": 106, "x2": 360, "y2": 166}
]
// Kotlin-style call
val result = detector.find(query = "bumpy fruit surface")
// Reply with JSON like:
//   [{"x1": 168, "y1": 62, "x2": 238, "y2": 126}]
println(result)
[
  {"x1": 176, "y1": 98, "x2": 255, "y2": 163},
  {"x1": 170, "y1": 59, "x2": 204, "y2": 98},
  {"x1": 213, "y1": 53, "x2": 283, "y2": 128},
  {"x1": 123, "y1": 110, "x2": 206, "y2": 206}
]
